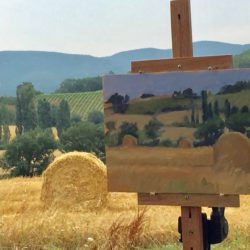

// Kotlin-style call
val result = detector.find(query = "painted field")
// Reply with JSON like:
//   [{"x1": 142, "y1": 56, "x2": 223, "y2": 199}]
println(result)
[
  {"x1": 161, "y1": 126, "x2": 196, "y2": 141},
  {"x1": 105, "y1": 111, "x2": 191, "y2": 129},
  {"x1": 107, "y1": 136, "x2": 250, "y2": 194},
  {"x1": 156, "y1": 110, "x2": 191, "y2": 125},
  {"x1": 37, "y1": 91, "x2": 103, "y2": 120},
  {"x1": 104, "y1": 111, "x2": 196, "y2": 142}
]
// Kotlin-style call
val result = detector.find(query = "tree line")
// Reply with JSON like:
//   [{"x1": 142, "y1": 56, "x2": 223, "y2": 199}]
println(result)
[{"x1": 55, "y1": 76, "x2": 102, "y2": 93}]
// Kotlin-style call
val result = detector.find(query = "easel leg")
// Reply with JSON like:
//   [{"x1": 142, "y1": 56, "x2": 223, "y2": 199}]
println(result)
[{"x1": 181, "y1": 207, "x2": 204, "y2": 250}]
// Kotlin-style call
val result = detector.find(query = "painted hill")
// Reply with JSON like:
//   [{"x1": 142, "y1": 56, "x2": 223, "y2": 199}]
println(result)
[{"x1": 1, "y1": 41, "x2": 250, "y2": 96}]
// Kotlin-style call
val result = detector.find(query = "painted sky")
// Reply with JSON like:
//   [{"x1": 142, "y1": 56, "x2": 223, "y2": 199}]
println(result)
[
  {"x1": 0, "y1": 0, "x2": 250, "y2": 56},
  {"x1": 103, "y1": 69, "x2": 250, "y2": 101}
]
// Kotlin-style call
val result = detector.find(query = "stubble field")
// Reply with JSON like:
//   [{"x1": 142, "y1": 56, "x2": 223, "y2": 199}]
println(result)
[{"x1": 0, "y1": 177, "x2": 249, "y2": 249}]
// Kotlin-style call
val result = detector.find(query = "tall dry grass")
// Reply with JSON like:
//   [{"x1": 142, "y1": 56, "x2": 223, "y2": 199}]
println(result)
[{"x1": 0, "y1": 177, "x2": 249, "y2": 249}]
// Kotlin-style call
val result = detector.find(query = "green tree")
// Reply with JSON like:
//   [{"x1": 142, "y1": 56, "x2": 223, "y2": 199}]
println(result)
[
  {"x1": 16, "y1": 82, "x2": 37, "y2": 134},
  {"x1": 50, "y1": 105, "x2": 58, "y2": 126},
  {"x1": 70, "y1": 114, "x2": 82, "y2": 125},
  {"x1": 56, "y1": 100, "x2": 71, "y2": 138},
  {"x1": 61, "y1": 122, "x2": 105, "y2": 160},
  {"x1": 0, "y1": 104, "x2": 15, "y2": 125},
  {"x1": 195, "y1": 117, "x2": 225, "y2": 146},
  {"x1": 37, "y1": 99, "x2": 52, "y2": 129},
  {"x1": 88, "y1": 110, "x2": 104, "y2": 124},
  {"x1": 55, "y1": 77, "x2": 102, "y2": 93},
  {"x1": 4, "y1": 129, "x2": 57, "y2": 177},
  {"x1": 144, "y1": 118, "x2": 163, "y2": 141}
]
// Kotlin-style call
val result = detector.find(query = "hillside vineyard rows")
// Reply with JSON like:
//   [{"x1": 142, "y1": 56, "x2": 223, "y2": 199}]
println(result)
[{"x1": 37, "y1": 91, "x2": 103, "y2": 120}]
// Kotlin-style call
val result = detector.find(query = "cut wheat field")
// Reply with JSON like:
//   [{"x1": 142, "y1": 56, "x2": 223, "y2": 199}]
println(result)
[{"x1": 0, "y1": 176, "x2": 249, "y2": 249}]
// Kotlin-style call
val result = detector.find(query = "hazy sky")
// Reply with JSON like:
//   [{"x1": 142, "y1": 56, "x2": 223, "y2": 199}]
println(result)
[{"x1": 0, "y1": 0, "x2": 250, "y2": 56}]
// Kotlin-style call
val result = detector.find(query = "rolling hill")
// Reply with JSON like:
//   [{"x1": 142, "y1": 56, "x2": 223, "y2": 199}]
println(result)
[{"x1": 1, "y1": 41, "x2": 250, "y2": 96}]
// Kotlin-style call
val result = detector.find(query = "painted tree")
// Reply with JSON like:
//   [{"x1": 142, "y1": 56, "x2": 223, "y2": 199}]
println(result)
[
  {"x1": 107, "y1": 93, "x2": 130, "y2": 113},
  {"x1": 16, "y1": 82, "x2": 37, "y2": 134},
  {"x1": 56, "y1": 99, "x2": 71, "y2": 138},
  {"x1": 208, "y1": 103, "x2": 214, "y2": 119},
  {"x1": 118, "y1": 122, "x2": 138, "y2": 143},
  {"x1": 195, "y1": 117, "x2": 225, "y2": 146},
  {"x1": 191, "y1": 105, "x2": 195, "y2": 125},
  {"x1": 224, "y1": 99, "x2": 231, "y2": 118},
  {"x1": 226, "y1": 112, "x2": 250, "y2": 134},
  {"x1": 201, "y1": 90, "x2": 208, "y2": 123},
  {"x1": 37, "y1": 99, "x2": 52, "y2": 129},
  {"x1": 241, "y1": 105, "x2": 249, "y2": 113},
  {"x1": 144, "y1": 118, "x2": 163, "y2": 141},
  {"x1": 195, "y1": 111, "x2": 200, "y2": 125},
  {"x1": 231, "y1": 106, "x2": 239, "y2": 115},
  {"x1": 214, "y1": 100, "x2": 219, "y2": 116}
]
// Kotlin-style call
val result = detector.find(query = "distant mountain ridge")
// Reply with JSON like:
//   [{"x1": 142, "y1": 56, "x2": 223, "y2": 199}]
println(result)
[{"x1": 1, "y1": 41, "x2": 250, "y2": 96}]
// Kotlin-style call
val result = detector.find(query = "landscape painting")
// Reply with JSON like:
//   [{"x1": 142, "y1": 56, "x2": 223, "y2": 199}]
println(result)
[{"x1": 103, "y1": 69, "x2": 250, "y2": 194}]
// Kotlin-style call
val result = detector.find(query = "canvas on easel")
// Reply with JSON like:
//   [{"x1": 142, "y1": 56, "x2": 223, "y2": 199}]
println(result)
[{"x1": 103, "y1": 68, "x2": 250, "y2": 195}]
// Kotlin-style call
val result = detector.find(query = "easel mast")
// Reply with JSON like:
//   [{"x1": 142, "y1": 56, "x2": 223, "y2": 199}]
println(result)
[
  {"x1": 131, "y1": 0, "x2": 240, "y2": 249},
  {"x1": 171, "y1": 1, "x2": 203, "y2": 249}
]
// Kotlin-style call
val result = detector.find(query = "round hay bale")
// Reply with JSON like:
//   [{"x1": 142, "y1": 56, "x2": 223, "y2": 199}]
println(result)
[
  {"x1": 178, "y1": 139, "x2": 192, "y2": 149},
  {"x1": 40, "y1": 152, "x2": 108, "y2": 210},
  {"x1": 122, "y1": 135, "x2": 138, "y2": 147},
  {"x1": 214, "y1": 132, "x2": 250, "y2": 173}
]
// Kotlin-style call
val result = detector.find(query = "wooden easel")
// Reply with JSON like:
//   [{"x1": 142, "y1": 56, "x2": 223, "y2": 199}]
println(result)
[{"x1": 131, "y1": 0, "x2": 240, "y2": 249}]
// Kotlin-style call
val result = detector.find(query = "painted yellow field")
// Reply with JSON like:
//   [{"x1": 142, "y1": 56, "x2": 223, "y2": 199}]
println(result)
[
  {"x1": 161, "y1": 126, "x2": 196, "y2": 141},
  {"x1": 157, "y1": 111, "x2": 191, "y2": 126},
  {"x1": 107, "y1": 136, "x2": 250, "y2": 194},
  {"x1": 105, "y1": 113, "x2": 152, "y2": 130},
  {"x1": 105, "y1": 111, "x2": 189, "y2": 130},
  {"x1": 0, "y1": 177, "x2": 249, "y2": 249}
]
